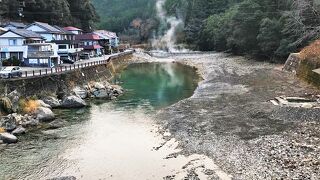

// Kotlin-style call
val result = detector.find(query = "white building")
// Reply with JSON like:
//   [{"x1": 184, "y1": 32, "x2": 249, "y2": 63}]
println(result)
[
  {"x1": 0, "y1": 29, "x2": 44, "y2": 62},
  {"x1": 25, "y1": 43, "x2": 60, "y2": 67}
]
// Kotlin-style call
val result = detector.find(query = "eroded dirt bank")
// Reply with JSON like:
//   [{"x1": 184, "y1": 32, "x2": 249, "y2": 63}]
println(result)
[{"x1": 150, "y1": 53, "x2": 320, "y2": 179}]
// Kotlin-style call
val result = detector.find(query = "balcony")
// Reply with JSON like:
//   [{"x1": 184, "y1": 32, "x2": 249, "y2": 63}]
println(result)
[
  {"x1": 27, "y1": 51, "x2": 54, "y2": 58},
  {"x1": 58, "y1": 48, "x2": 83, "y2": 54}
]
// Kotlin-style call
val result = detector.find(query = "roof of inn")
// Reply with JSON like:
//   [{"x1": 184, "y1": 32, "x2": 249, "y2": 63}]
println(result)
[
  {"x1": 26, "y1": 22, "x2": 62, "y2": 33},
  {"x1": 0, "y1": 29, "x2": 43, "y2": 39}
]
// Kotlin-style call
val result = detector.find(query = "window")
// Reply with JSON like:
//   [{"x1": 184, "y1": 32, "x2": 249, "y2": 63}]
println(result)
[
  {"x1": 0, "y1": 52, "x2": 7, "y2": 59},
  {"x1": 58, "y1": 45, "x2": 67, "y2": 49},
  {"x1": 9, "y1": 39, "x2": 17, "y2": 46},
  {"x1": 18, "y1": 52, "x2": 23, "y2": 60},
  {"x1": 10, "y1": 52, "x2": 19, "y2": 59}
]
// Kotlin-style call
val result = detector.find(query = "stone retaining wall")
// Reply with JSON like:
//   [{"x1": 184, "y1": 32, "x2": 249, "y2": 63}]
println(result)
[
  {"x1": 0, "y1": 53, "x2": 133, "y2": 97},
  {"x1": 283, "y1": 53, "x2": 302, "y2": 74}
]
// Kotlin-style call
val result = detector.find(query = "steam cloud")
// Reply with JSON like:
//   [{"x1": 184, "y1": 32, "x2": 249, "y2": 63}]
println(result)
[{"x1": 152, "y1": 0, "x2": 185, "y2": 52}]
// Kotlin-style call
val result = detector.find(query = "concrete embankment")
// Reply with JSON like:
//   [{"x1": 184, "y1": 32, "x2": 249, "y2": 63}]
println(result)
[
  {"x1": 283, "y1": 53, "x2": 320, "y2": 87},
  {"x1": 0, "y1": 52, "x2": 133, "y2": 97}
]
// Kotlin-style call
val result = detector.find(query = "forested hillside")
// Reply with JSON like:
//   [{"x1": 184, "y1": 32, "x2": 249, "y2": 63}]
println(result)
[
  {"x1": 0, "y1": 0, "x2": 98, "y2": 31},
  {"x1": 165, "y1": 0, "x2": 320, "y2": 60},
  {"x1": 92, "y1": 0, "x2": 158, "y2": 42}
]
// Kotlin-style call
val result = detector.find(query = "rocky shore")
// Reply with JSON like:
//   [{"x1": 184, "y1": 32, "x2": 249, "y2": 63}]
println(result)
[
  {"x1": 155, "y1": 53, "x2": 320, "y2": 179},
  {"x1": 0, "y1": 81, "x2": 124, "y2": 145}
]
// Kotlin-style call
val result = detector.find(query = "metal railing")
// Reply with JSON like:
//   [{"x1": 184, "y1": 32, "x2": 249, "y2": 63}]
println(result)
[{"x1": 1, "y1": 50, "x2": 134, "y2": 80}]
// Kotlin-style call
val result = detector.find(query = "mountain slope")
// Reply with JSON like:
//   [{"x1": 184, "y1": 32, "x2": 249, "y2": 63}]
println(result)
[{"x1": 92, "y1": 0, "x2": 157, "y2": 33}]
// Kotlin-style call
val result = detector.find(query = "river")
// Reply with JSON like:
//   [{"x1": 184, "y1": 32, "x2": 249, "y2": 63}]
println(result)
[
  {"x1": 0, "y1": 62, "x2": 227, "y2": 180},
  {"x1": 1, "y1": 52, "x2": 320, "y2": 180}
]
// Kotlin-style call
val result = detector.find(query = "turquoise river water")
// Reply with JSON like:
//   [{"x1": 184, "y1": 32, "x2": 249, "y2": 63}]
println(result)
[{"x1": 0, "y1": 62, "x2": 201, "y2": 180}]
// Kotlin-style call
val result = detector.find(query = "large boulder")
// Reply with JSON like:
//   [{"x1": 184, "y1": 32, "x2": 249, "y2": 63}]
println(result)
[
  {"x1": 12, "y1": 126, "x2": 26, "y2": 135},
  {"x1": 73, "y1": 87, "x2": 88, "y2": 99},
  {"x1": 0, "y1": 132, "x2": 18, "y2": 144},
  {"x1": 36, "y1": 100, "x2": 52, "y2": 109},
  {"x1": 42, "y1": 96, "x2": 61, "y2": 108},
  {"x1": 94, "y1": 82, "x2": 105, "y2": 89},
  {"x1": 35, "y1": 107, "x2": 55, "y2": 122},
  {"x1": 61, "y1": 96, "x2": 87, "y2": 108},
  {"x1": 92, "y1": 89, "x2": 111, "y2": 99}
]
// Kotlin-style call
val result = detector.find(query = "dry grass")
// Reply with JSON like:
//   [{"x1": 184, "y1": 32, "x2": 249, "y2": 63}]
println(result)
[
  {"x1": 19, "y1": 99, "x2": 40, "y2": 114},
  {"x1": 300, "y1": 40, "x2": 320, "y2": 61},
  {"x1": 0, "y1": 127, "x2": 5, "y2": 133}
]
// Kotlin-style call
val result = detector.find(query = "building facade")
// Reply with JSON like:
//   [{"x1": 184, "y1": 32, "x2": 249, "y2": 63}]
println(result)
[{"x1": 0, "y1": 29, "x2": 44, "y2": 64}]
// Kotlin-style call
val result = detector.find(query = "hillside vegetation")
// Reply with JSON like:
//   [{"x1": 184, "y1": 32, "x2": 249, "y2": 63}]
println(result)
[
  {"x1": 92, "y1": 0, "x2": 158, "y2": 42},
  {"x1": 165, "y1": 0, "x2": 320, "y2": 61},
  {"x1": 0, "y1": 0, "x2": 98, "y2": 31}
]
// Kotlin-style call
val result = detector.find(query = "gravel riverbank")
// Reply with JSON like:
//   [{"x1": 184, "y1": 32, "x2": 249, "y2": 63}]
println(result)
[{"x1": 153, "y1": 53, "x2": 320, "y2": 179}]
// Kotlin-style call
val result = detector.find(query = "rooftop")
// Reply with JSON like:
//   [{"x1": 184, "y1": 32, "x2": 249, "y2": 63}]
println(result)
[
  {"x1": 4, "y1": 22, "x2": 26, "y2": 28},
  {"x1": 64, "y1": 26, "x2": 83, "y2": 31},
  {"x1": 27, "y1": 22, "x2": 62, "y2": 33},
  {"x1": 1, "y1": 29, "x2": 43, "y2": 38},
  {"x1": 54, "y1": 25, "x2": 75, "y2": 35},
  {"x1": 94, "y1": 30, "x2": 118, "y2": 38},
  {"x1": 76, "y1": 34, "x2": 101, "y2": 40}
]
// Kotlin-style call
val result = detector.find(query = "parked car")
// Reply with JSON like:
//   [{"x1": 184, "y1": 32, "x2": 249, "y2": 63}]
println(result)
[
  {"x1": 61, "y1": 57, "x2": 75, "y2": 64},
  {"x1": 80, "y1": 53, "x2": 90, "y2": 60},
  {"x1": 0, "y1": 66, "x2": 22, "y2": 78}
]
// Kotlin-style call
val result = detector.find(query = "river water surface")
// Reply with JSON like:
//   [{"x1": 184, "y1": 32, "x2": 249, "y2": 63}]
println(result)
[{"x1": 0, "y1": 62, "x2": 220, "y2": 180}]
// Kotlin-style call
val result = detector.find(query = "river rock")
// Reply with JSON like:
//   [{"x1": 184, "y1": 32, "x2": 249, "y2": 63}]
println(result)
[
  {"x1": 73, "y1": 87, "x2": 88, "y2": 99},
  {"x1": 111, "y1": 85, "x2": 124, "y2": 95},
  {"x1": 22, "y1": 117, "x2": 39, "y2": 128},
  {"x1": 35, "y1": 107, "x2": 55, "y2": 122},
  {"x1": 37, "y1": 100, "x2": 52, "y2": 109},
  {"x1": 103, "y1": 81, "x2": 111, "y2": 87},
  {"x1": 7, "y1": 90, "x2": 20, "y2": 112},
  {"x1": 11, "y1": 113, "x2": 24, "y2": 125},
  {"x1": 0, "y1": 115, "x2": 16, "y2": 131},
  {"x1": 94, "y1": 82, "x2": 105, "y2": 89},
  {"x1": 42, "y1": 96, "x2": 61, "y2": 108},
  {"x1": 61, "y1": 96, "x2": 87, "y2": 108},
  {"x1": 0, "y1": 132, "x2": 17, "y2": 144},
  {"x1": 0, "y1": 97, "x2": 13, "y2": 115},
  {"x1": 92, "y1": 89, "x2": 111, "y2": 98},
  {"x1": 12, "y1": 126, "x2": 26, "y2": 135},
  {"x1": 47, "y1": 119, "x2": 67, "y2": 129}
]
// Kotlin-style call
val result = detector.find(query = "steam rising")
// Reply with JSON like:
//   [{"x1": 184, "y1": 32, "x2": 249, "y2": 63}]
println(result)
[{"x1": 152, "y1": 0, "x2": 185, "y2": 52}]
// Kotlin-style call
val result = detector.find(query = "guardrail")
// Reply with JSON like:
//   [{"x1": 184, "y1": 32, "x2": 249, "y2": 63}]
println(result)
[{"x1": 1, "y1": 50, "x2": 134, "y2": 80}]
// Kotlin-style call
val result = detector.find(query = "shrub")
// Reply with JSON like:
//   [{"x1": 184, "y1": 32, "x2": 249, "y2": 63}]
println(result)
[
  {"x1": 299, "y1": 40, "x2": 320, "y2": 61},
  {"x1": 18, "y1": 99, "x2": 40, "y2": 114},
  {"x1": 1, "y1": 57, "x2": 21, "y2": 66}
]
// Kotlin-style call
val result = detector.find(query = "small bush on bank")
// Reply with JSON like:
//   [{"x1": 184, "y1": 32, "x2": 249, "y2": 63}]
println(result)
[
  {"x1": 1, "y1": 57, "x2": 21, "y2": 66},
  {"x1": 18, "y1": 98, "x2": 40, "y2": 114}
]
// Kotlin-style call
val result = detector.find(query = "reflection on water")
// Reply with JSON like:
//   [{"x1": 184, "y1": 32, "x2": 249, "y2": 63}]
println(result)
[
  {"x1": 0, "y1": 62, "x2": 206, "y2": 180},
  {"x1": 115, "y1": 62, "x2": 200, "y2": 109}
]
